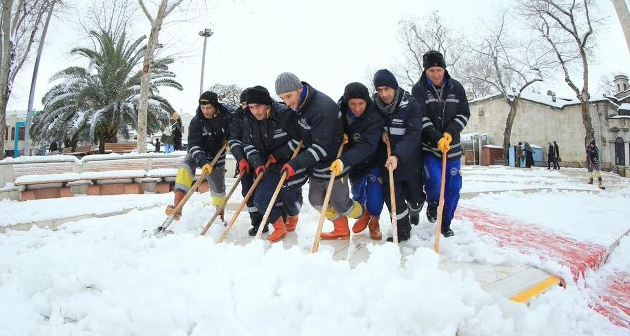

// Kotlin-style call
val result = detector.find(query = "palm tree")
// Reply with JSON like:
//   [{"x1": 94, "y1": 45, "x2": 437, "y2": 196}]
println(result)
[{"x1": 31, "y1": 29, "x2": 182, "y2": 153}]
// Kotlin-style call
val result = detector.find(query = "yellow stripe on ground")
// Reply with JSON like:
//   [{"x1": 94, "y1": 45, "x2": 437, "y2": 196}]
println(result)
[{"x1": 509, "y1": 276, "x2": 562, "y2": 304}]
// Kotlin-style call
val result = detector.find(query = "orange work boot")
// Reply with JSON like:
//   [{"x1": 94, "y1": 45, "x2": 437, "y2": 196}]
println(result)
[
  {"x1": 367, "y1": 215, "x2": 382, "y2": 240},
  {"x1": 351, "y1": 207, "x2": 369, "y2": 233},
  {"x1": 320, "y1": 216, "x2": 350, "y2": 240},
  {"x1": 165, "y1": 190, "x2": 185, "y2": 220},
  {"x1": 285, "y1": 215, "x2": 299, "y2": 232},
  {"x1": 267, "y1": 217, "x2": 287, "y2": 243}
]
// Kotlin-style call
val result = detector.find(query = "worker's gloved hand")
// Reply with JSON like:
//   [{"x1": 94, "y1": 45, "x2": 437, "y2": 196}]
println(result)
[
  {"x1": 437, "y1": 137, "x2": 450, "y2": 154},
  {"x1": 201, "y1": 163, "x2": 213, "y2": 175},
  {"x1": 330, "y1": 159, "x2": 344, "y2": 176},
  {"x1": 255, "y1": 165, "x2": 266, "y2": 177},
  {"x1": 280, "y1": 164, "x2": 296, "y2": 179},
  {"x1": 238, "y1": 159, "x2": 250, "y2": 174},
  {"x1": 443, "y1": 132, "x2": 452, "y2": 145}
]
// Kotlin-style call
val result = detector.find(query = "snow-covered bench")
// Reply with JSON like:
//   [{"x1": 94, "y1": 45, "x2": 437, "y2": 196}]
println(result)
[
  {"x1": 80, "y1": 156, "x2": 150, "y2": 195},
  {"x1": 11, "y1": 158, "x2": 79, "y2": 200}
]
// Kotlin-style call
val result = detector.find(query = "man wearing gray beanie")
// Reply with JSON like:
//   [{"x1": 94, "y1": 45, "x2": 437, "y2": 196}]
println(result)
[{"x1": 275, "y1": 72, "x2": 365, "y2": 240}]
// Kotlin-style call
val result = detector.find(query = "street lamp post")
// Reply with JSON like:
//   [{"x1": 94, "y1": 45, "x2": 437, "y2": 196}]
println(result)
[{"x1": 198, "y1": 28, "x2": 213, "y2": 96}]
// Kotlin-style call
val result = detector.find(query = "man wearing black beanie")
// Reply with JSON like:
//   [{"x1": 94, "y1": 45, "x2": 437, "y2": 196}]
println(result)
[
  {"x1": 372, "y1": 69, "x2": 425, "y2": 243},
  {"x1": 228, "y1": 87, "x2": 265, "y2": 233},
  {"x1": 241, "y1": 85, "x2": 306, "y2": 242},
  {"x1": 166, "y1": 91, "x2": 232, "y2": 222},
  {"x1": 411, "y1": 50, "x2": 470, "y2": 238},
  {"x1": 330, "y1": 82, "x2": 385, "y2": 240}
]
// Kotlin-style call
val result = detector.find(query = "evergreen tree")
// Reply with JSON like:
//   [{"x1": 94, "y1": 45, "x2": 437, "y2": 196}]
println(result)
[{"x1": 31, "y1": 28, "x2": 182, "y2": 153}]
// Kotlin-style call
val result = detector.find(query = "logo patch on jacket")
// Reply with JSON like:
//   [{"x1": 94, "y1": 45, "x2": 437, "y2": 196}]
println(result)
[
  {"x1": 399, "y1": 97, "x2": 409, "y2": 109},
  {"x1": 297, "y1": 118, "x2": 311, "y2": 130},
  {"x1": 352, "y1": 133, "x2": 361, "y2": 142},
  {"x1": 392, "y1": 119, "x2": 404, "y2": 125}
]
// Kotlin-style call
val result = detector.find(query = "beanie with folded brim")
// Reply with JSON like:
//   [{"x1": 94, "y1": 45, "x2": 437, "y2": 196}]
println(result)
[
  {"x1": 199, "y1": 91, "x2": 220, "y2": 109},
  {"x1": 373, "y1": 69, "x2": 398, "y2": 90},
  {"x1": 275, "y1": 72, "x2": 302, "y2": 95},
  {"x1": 423, "y1": 50, "x2": 446, "y2": 70},
  {"x1": 343, "y1": 82, "x2": 370, "y2": 103},
  {"x1": 246, "y1": 85, "x2": 273, "y2": 105}
]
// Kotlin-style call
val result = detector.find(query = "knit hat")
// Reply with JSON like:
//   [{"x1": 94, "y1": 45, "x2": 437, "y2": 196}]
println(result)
[
  {"x1": 423, "y1": 50, "x2": 446, "y2": 70},
  {"x1": 275, "y1": 72, "x2": 302, "y2": 95},
  {"x1": 240, "y1": 88, "x2": 250, "y2": 103},
  {"x1": 343, "y1": 82, "x2": 370, "y2": 102},
  {"x1": 199, "y1": 91, "x2": 219, "y2": 108},
  {"x1": 373, "y1": 69, "x2": 398, "y2": 90},
  {"x1": 246, "y1": 85, "x2": 273, "y2": 105}
]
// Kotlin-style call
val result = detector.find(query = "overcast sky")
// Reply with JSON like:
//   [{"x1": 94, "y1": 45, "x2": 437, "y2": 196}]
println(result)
[{"x1": 7, "y1": 0, "x2": 630, "y2": 115}]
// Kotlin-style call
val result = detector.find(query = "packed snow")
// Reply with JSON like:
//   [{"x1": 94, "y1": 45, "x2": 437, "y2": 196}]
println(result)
[{"x1": 1, "y1": 165, "x2": 629, "y2": 336}]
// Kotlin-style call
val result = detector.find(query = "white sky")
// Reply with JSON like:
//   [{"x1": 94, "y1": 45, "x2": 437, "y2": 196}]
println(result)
[
  {"x1": 6, "y1": 0, "x2": 630, "y2": 115},
  {"x1": 1, "y1": 165, "x2": 629, "y2": 335}
]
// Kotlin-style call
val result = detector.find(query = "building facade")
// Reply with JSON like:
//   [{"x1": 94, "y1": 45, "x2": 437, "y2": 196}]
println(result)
[{"x1": 466, "y1": 84, "x2": 630, "y2": 175}]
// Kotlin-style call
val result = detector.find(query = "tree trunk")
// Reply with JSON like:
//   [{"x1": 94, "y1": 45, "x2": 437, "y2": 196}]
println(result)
[
  {"x1": 502, "y1": 98, "x2": 518, "y2": 163},
  {"x1": 580, "y1": 93, "x2": 595, "y2": 147},
  {"x1": 611, "y1": 0, "x2": 630, "y2": 56},
  {"x1": 0, "y1": 0, "x2": 15, "y2": 160},
  {"x1": 136, "y1": 0, "x2": 175, "y2": 154}
]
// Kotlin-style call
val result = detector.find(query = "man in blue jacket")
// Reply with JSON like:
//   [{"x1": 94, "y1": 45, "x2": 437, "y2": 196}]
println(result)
[
  {"x1": 165, "y1": 91, "x2": 231, "y2": 221},
  {"x1": 372, "y1": 69, "x2": 424, "y2": 242},
  {"x1": 412, "y1": 50, "x2": 470, "y2": 238},
  {"x1": 332, "y1": 82, "x2": 385, "y2": 240},
  {"x1": 276, "y1": 72, "x2": 363, "y2": 240}
]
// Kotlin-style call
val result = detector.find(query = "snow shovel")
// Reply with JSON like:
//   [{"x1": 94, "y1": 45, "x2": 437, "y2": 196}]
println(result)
[
  {"x1": 151, "y1": 144, "x2": 227, "y2": 236},
  {"x1": 255, "y1": 142, "x2": 303, "y2": 239},
  {"x1": 311, "y1": 142, "x2": 345, "y2": 253},
  {"x1": 433, "y1": 150, "x2": 448, "y2": 252},
  {"x1": 198, "y1": 172, "x2": 244, "y2": 236},
  {"x1": 385, "y1": 138, "x2": 398, "y2": 244},
  {"x1": 216, "y1": 158, "x2": 272, "y2": 243}
]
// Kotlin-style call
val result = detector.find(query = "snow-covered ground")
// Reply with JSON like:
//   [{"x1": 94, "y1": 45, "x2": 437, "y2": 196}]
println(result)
[{"x1": 1, "y1": 166, "x2": 629, "y2": 336}]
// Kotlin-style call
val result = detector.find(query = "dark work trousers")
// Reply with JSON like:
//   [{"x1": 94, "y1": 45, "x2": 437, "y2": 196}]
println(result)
[{"x1": 253, "y1": 171, "x2": 303, "y2": 225}]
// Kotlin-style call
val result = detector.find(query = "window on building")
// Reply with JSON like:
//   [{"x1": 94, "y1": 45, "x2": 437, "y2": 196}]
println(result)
[
  {"x1": 18, "y1": 126, "x2": 25, "y2": 141},
  {"x1": 4, "y1": 125, "x2": 7, "y2": 140},
  {"x1": 625, "y1": 83, "x2": 628, "y2": 91},
  {"x1": 11, "y1": 127, "x2": 15, "y2": 140},
  {"x1": 615, "y1": 137, "x2": 625, "y2": 166}
]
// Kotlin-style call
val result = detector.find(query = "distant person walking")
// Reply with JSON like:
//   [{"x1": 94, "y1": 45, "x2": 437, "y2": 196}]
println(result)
[
  {"x1": 155, "y1": 138, "x2": 161, "y2": 153},
  {"x1": 524, "y1": 142, "x2": 534, "y2": 168},
  {"x1": 553, "y1": 141, "x2": 560, "y2": 170},
  {"x1": 547, "y1": 142, "x2": 555, "y2": 169},
  {"x1": 162, "y1": 112, "x2": 182, "y2": 154},
  {"x1": 586, "y1": 139, "x2": 604, "y2": 189},
  {"x1": 172, "y1": 112, "x2": 183, "y2": 151}
]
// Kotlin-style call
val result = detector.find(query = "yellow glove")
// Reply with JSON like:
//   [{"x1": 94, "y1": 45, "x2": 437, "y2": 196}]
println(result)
[
  {"x1": 443, "y1": 132, "x2": 452, "y2": 145},
  {"x1": 201, "y1": 163, "x2": 213, "y2": 175},
  {"x1": 330, "y1": 159, "x2": 344, "y2": 176},
  {"x1": 437, "y1": 137, "x2": 450, "y2": 154},
  {"x1": 343, "y1": 134, "x2": 349, "y2": 144}
]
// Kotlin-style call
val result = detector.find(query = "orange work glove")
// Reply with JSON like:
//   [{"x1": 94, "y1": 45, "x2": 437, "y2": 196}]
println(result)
[{"x1": 280, "y1": 163, "x2": 296, "y2": 179}]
